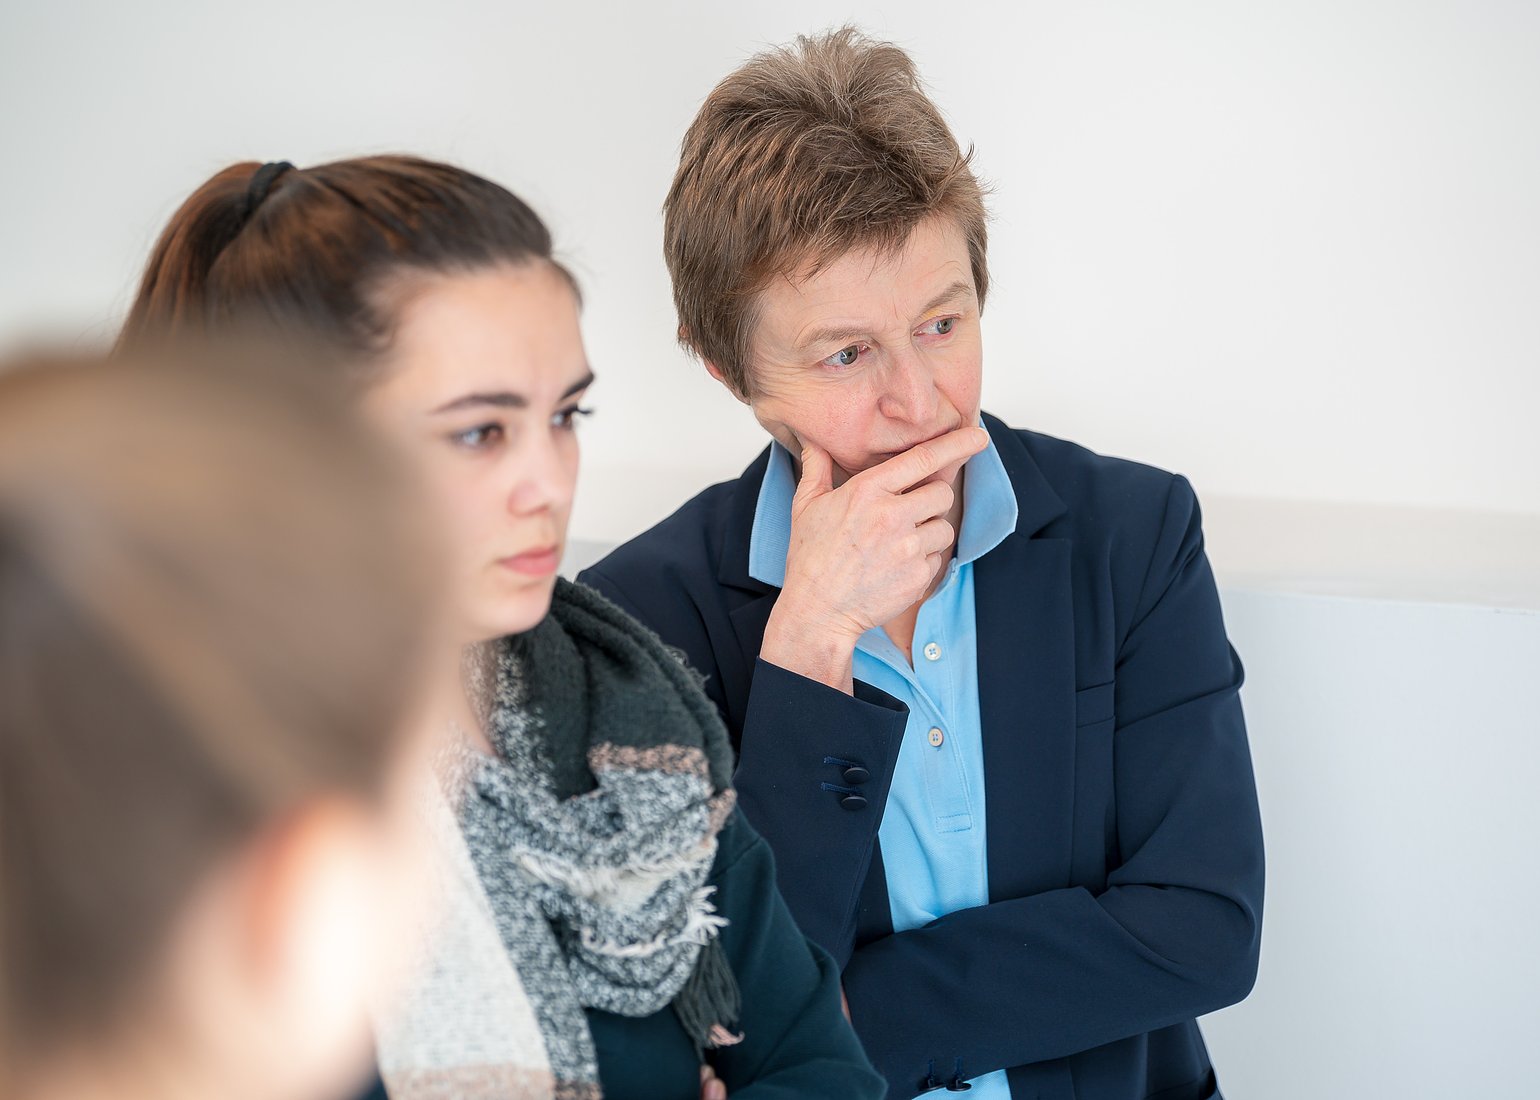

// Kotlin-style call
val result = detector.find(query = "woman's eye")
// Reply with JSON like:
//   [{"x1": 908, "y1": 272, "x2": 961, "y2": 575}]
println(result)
[
  {"x1": 822, "y1": 344, "x2": 866, "y2": 368},
  {"x1": 553, "y1": 405, "x2": 595, "y2": 431},
  {"x1": 449, "y1": 424, "x2": 503, "y2": 450},
  {"x1": 921, "y1": 316, "x2": 957, "y2": 337}
]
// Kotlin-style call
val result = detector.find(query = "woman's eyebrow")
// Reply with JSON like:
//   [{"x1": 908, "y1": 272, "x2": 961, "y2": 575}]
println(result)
[
  {"x1": 432, "y1": 392, "x2": 527, "y2": 414},
  {"x1": 913, "y1": 280, "x2": 974, "y2": 321},
  {"x1": 431, "y1": 371, "x2": 595, "y2": 415},
  {"x1": 563, "y1": 370, "x2": 597, "y2": 399},
  {"x1": 797, "y1": 322, "x2": 871, "y2": 354},
  {"x1": 795, "y1": 281, "x2": 975, "y2": 353}
]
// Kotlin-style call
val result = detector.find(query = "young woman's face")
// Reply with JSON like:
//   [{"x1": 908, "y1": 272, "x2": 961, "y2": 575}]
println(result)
[{"x1": 365, "y1": 262, "x2": 592, "y2": 643}]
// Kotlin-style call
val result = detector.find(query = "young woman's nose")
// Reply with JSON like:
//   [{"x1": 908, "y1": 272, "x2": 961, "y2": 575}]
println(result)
[
  {"x1": 876, "y1": 347, "x2": 940, "y2": 425},
  {"x1": 506, "y1": 429, "x2": 574, "y2": 517}
]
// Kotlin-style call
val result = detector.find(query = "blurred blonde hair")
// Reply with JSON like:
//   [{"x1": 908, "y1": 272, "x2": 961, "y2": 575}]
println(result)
[{"x1": 0, "y1": 340, "x2": 441, "y2": 1071}]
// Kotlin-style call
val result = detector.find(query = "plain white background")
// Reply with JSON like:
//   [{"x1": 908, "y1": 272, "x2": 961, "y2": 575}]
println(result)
[
  {"x1": 2, "y1": 0, "x2": 1537, "y2": 544},
  {"x1": 5, "y1": 3, "x2": 1540, "y2": 1095}
]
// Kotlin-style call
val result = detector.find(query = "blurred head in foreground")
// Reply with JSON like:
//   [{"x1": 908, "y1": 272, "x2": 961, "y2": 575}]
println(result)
[
  {"x1": 0, "y1": 344, "x2": 444, "y2": 1100},
  {"x1": 118, "y1": 155, "x2": 589, "y2": 647}
]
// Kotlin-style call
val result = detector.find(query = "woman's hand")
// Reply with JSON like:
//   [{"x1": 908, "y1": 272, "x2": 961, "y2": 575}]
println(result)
[
  {"x1": 760, "y1": 425, "x2": 988, "y2": 691},
  {"x1": 700, "y1": 1063, "x2": 727, "y2": 1100}
]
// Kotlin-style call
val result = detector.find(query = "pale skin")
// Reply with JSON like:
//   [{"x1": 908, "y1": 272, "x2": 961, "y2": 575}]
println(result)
[
  {"x1": 20, "y1": 751, "x2": 439, "y2": 1100},
  {"x1": 363, "y1": 262, "x2": 594, "y2": 753},
  {"x1": 707, "y1": 215, "x2": 990, "y2": 694},
  {"x1": 363, "y1": 263, "x2": 730, "y2": 1100}
]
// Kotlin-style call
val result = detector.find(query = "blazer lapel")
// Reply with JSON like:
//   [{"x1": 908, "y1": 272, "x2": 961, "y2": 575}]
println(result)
[
  {"x1": 975, "y1": 415, "x2": 1076, "y2": 901},
  {"x1": 716, "y1": 448, "x2": 781, "y2": 736}
]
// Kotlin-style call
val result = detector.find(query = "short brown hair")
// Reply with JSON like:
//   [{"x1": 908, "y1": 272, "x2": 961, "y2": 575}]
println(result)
[
  {"x1": 0, "y1": 342, "x2": 438, "y2": 1069},
  {"x1": 664, "y1": 26, "x2": 989, "y2": 396}
]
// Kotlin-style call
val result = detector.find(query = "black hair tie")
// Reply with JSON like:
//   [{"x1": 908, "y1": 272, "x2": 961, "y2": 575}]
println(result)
[{"x1": 242, "y1": 160, "x2": 294, "y2": 220}]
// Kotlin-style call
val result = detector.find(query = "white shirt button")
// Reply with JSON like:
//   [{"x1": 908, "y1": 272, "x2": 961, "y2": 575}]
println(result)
[
  {"x1": 927, "y1": 727, "x2": 945, "y2": 747},
  {"x1": 923, "y1": 642, "x2": 942, "y2": 662}
]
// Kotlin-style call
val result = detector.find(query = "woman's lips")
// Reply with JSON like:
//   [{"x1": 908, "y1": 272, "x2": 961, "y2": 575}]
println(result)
[
  {"x1": 499, "y1": 546, "x2": 561, "y2": 576},
  {"x1": 872, "y1": 425, "x2": 967, "y2": 463}
]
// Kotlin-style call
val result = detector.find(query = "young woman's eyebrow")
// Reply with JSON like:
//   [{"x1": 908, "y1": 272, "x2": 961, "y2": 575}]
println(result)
[{"x1": 431, "y1": 371, "x2": 595, "y2": 415}]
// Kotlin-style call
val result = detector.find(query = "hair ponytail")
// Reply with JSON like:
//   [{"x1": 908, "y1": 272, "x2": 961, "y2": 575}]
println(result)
[
  {"x1": 118, "y1": 155, "x2": 571, "y2": 363},
  {"x1": 116, "y1": 162, "x2": 272, "y2": 352}
]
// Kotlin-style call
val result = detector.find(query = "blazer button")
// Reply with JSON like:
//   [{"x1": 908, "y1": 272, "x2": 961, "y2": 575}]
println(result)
[
  {"x1": 842, "y1": 765, "x2": 870, "y2": 784},
  {"x1": 945, "y1": 1058, "x2": 971, "y2": 1090},
  {"x1": 840, "y1": 793, "x2": 868, "y2": 811}
]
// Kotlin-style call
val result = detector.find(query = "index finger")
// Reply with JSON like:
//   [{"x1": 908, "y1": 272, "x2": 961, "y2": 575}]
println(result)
[{"x1": 867, "y1": 425, "x2": 989, "y2": 493}]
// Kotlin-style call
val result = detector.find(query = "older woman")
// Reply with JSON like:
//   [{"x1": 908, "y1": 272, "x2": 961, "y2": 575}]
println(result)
[{"x1": 579, "y1": 27, "x2": 1265, "y2": 1100}]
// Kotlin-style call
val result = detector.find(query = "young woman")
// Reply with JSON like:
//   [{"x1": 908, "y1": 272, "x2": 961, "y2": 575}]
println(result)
[
  {"x1": 0, "y1": 344, "x2": 443, "y2": 1100},
  {"x1": 119, "y1": 156, "x2": 883, "y2": 1100}
]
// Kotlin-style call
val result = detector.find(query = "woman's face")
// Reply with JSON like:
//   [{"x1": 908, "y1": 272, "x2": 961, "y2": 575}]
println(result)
[
  {"x1": 364, "y1": 262, "x2": 592, "y2": 643},
  {"x1": 725, "y1": 215, "x2": 983, "y2": 493}
]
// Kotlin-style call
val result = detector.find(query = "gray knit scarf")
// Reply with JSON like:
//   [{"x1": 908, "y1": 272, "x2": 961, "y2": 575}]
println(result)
[{"x1": 375, "y1": 579, "x2": 741, "y2": 1100}]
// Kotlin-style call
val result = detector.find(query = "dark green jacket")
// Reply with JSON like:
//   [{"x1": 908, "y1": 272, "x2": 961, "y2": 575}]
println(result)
[{"x1": 357, "y1": 808, "x2": 884, "y2": 1099}]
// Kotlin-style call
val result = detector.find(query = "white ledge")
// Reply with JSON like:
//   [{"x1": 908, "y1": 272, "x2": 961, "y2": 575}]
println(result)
[
  {"x1": 565, "y1": 470, "x2": 1540, "y2": 615},
  {"x1": 1202, "y1": 496, "x2": 1540, "y2": 613}
]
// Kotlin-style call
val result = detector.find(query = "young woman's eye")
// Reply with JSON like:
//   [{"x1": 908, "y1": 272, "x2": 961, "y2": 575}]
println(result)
[
  {"x1": 920, "y1": 316, "x2": 957, "y2": 337},
  {"x1": 448, "y1": 424, "x2": 504, "y2": 450},
  {"x1": 821, "y1": 343, "x2": 867, "y2": 368},
  {"x1": 553, "y1": 405, "x2": 595, "y2": 431}
]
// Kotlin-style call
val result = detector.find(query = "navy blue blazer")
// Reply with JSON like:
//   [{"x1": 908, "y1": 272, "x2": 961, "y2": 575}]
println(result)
[{"x1": 579, "y1": 414, "x2": 1264, "y2": 1100}]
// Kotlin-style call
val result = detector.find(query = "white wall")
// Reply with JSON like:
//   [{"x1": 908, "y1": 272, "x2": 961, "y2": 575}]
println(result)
[
  {"x1": 5, "y1": 5, "x2": 1540, "y2": 1091},
  {"x1": 2, "y1": 0, "x2": 1537, "y2": 542},
  {"x1": 1201, "y1": 590, "x2": 1540, "y2": 1098}
]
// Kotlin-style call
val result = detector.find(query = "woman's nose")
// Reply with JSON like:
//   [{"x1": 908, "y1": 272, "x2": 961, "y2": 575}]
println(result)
[
  {"x1": 506, "y1": 431, "x2": 574, "y2": 517},
  {"x1": 877, "y1": 349, "x2": 940, "y2": 424}
]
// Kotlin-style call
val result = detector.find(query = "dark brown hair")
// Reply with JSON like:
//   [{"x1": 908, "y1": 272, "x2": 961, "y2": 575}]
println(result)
[
  {"x1": 664, "y1": 26, "x2": 990, "y2": 397},
  {"x1": 0, "y1": 342, "x2": 440, "y2": 1070},
  {"x1": 119, "y1": 154, "x2": 572, "y2": 359}
]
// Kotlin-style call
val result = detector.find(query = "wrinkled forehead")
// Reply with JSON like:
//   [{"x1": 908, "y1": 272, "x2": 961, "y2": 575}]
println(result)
[{"x1": 749, "y1": 216, "x2": 978, "y2": 360}]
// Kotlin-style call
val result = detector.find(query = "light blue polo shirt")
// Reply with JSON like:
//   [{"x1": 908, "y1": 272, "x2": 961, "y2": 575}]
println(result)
[{"x1": 747, "y1": 427, "x2": 1019, "y2": 1099}]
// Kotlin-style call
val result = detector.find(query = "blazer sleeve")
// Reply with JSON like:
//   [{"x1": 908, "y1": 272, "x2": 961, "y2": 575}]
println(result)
[
  {"x1": 839, "y1": 475, "x2": 1265, "y2": 1091},
  {"x1": 577, "y1": 566, "x2": 910, "y2": 958},
  {"x1": 582, "y1": 473, "x2": 1264, "y2": 1095},
  {"x1": 704, "y1": 810, "x2": 888, "y2": 1100}
]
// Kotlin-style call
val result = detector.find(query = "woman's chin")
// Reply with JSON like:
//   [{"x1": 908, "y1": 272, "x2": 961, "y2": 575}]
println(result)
[{"x1": 468, "y1": 587, "x2": 555, "y2": 642}]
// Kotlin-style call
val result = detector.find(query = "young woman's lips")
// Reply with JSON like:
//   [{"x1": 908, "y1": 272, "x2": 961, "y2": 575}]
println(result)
[{"x1": 499, "y1": 546, "x2": 561, "y2": 576}]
